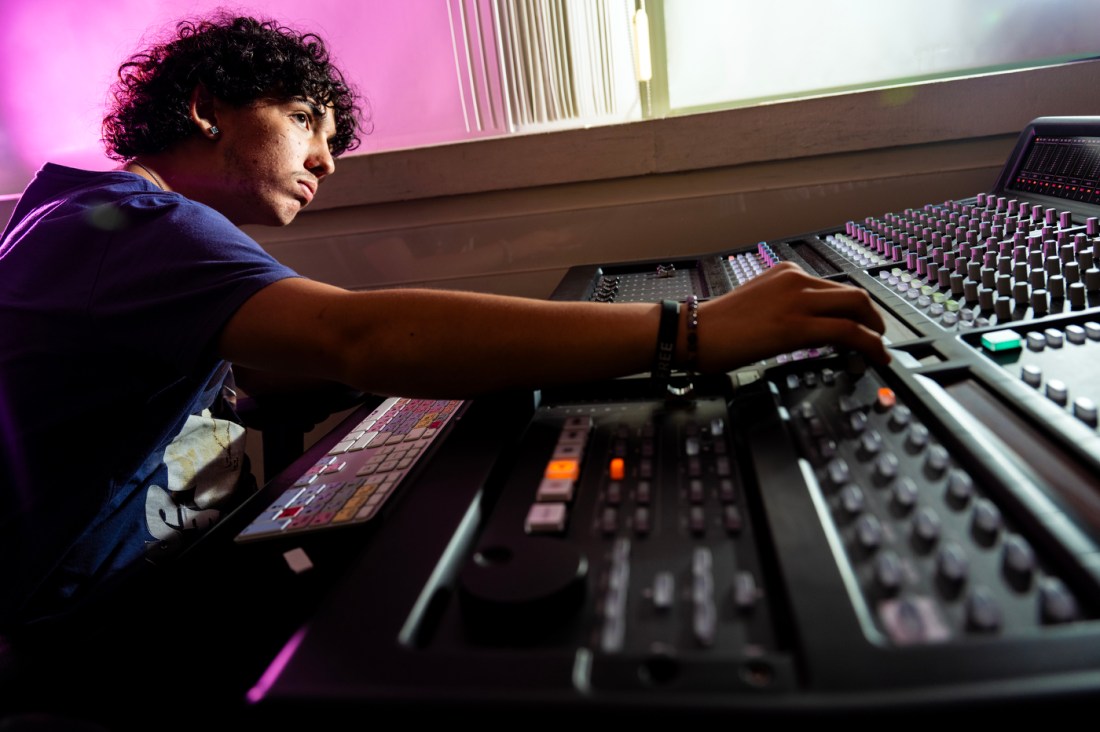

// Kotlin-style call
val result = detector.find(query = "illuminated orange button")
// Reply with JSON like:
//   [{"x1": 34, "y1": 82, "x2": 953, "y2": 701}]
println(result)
[
  {"x1": 877, "y1": 387, "x2": 897, "y2": 409},
  {"x1": 609, "y1": 458, "x2": 625, "y2": 481},
  {"x1": 545, "y1": 459, "x2": 580, "y2": 481}
]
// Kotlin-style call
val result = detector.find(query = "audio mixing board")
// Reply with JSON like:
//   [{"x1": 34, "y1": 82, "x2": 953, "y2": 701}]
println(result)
[{"x1": 230, "y1": 117, "x2": 1100, "y2": 723}]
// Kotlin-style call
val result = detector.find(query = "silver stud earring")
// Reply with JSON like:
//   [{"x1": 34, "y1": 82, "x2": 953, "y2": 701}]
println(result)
[{"x1": 210, "y1": 126, "x2": 220, "y2": 136}]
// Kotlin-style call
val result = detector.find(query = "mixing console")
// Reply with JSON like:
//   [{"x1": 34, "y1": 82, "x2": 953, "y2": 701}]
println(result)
[
  {"x1": 775, "y1": 357, "x2": 1088, "y2": 644},
  {"x1": 839, "y1": 202, "x2": 1100, "y2": 333},
  {"x1": 231, "y1": 117, "x2": 1100, "y2": 723}
]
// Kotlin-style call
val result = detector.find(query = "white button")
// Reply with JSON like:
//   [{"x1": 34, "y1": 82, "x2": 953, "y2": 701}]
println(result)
[
  {"x1": 1073, "y1": 397, "x2": 1098, "y2": 426},
  {"x1": 1045, "y1": 379, "x2": 1069, "y2": 406},
  {"x1": 524, "y1": 503, "x2": 567, "y2": 533},
  {"x1": 1020, "y1": 364, "x2": 1042, "y2": 387}
]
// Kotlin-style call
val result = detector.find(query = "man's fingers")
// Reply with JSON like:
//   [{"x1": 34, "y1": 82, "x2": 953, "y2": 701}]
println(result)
[{"x1": 802, "y1": 286, "x2": 887, "y2": 334}]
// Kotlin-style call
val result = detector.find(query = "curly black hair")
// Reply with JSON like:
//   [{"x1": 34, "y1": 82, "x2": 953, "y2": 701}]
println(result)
[{"x1": 102, "y1": 13, "x2": 365, "y2": 161}]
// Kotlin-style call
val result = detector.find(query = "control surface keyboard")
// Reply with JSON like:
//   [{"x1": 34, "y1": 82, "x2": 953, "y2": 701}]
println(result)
[{"x1": 236, "y1": 397, "x2": 465, "y2": 542}]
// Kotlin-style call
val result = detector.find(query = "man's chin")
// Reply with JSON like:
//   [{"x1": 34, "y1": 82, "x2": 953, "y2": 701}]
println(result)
[
  {"x1": 256, "y1": 206, "x2": 300, "y2": 227},
  {"x1": 237, "y1": 211, "x2": 297, "y2": 228}
]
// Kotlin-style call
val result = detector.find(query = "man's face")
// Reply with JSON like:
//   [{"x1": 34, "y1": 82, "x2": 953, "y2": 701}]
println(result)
[{"x1": 206, "y1": 97, "x2": 337, "y2": 226}]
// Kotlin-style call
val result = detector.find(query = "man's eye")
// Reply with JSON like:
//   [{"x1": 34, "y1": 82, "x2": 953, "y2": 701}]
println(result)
[{"x1": 292, "y1": 113, "x2": 310, "y2": 127}]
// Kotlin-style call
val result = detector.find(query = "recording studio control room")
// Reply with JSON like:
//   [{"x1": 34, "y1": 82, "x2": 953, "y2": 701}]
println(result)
[{"x1": 3, "y1": 1, "x2": 1100, "y2": 727}]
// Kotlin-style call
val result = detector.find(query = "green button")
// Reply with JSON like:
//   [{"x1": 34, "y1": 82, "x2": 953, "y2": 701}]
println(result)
[
  {"x1": 921, "y1": 285, "x2": 934, "y2": 296},
  {"x1": 932, "y1": 292, "x2": 946, "y2": 304},
  {"x1": 981, "y1": 329, "x2": 1022, "y2": 352},
  {"x1": 945, "y1": 300, "x2": 960, "y2": 312}
]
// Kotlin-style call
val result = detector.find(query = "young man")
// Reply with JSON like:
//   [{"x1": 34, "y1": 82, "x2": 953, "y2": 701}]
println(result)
[{"x1": 0, "y1": 13, "x2": 887, "y2": 725}]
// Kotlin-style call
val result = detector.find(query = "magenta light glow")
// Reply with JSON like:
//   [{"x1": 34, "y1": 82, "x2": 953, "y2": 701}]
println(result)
[
  {"x1": 0, "y1": 0, "x2": 492, "y2": 196},
  {"x1": 247, "y1": 625, "x2": 307, "y2": 704}
]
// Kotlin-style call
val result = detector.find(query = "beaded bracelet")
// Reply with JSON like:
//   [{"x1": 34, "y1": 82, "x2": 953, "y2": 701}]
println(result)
[
  {"x1": 652, "y1": 299, "x2": 680, "y2": 386},
  {"x1": 683, "y1": 295, "x2": 699, "y2": 372}
]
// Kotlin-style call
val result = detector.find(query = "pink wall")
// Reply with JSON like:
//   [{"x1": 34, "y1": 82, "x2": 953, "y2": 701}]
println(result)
[{"x1": 0, "y1": 0, "x2": 503, "y2": 195}]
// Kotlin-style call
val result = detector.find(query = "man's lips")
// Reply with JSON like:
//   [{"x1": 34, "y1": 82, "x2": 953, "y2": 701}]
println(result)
[{"x1": 298, "y1": 180, "x2": 316, "y2": 204}]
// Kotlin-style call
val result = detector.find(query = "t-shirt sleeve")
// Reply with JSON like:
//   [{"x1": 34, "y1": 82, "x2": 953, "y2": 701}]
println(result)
[{"x1": 87, "y1": 194, "x2": 300, "y2": 371}]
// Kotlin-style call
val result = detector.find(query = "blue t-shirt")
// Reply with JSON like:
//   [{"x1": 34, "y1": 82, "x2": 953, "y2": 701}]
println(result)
[{"x1": 0, "y1": 164, "x2": 299, "y2": 626}]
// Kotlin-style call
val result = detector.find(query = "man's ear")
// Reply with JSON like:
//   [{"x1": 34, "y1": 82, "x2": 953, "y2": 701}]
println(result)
[{"x1": 189, "y1": 85, "x2": 221, "y2": 139}]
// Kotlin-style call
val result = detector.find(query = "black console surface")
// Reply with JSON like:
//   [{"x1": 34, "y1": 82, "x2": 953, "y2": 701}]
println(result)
[{"x1": 224, "y1": 117, "x2": 1100, "y2": 724}]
